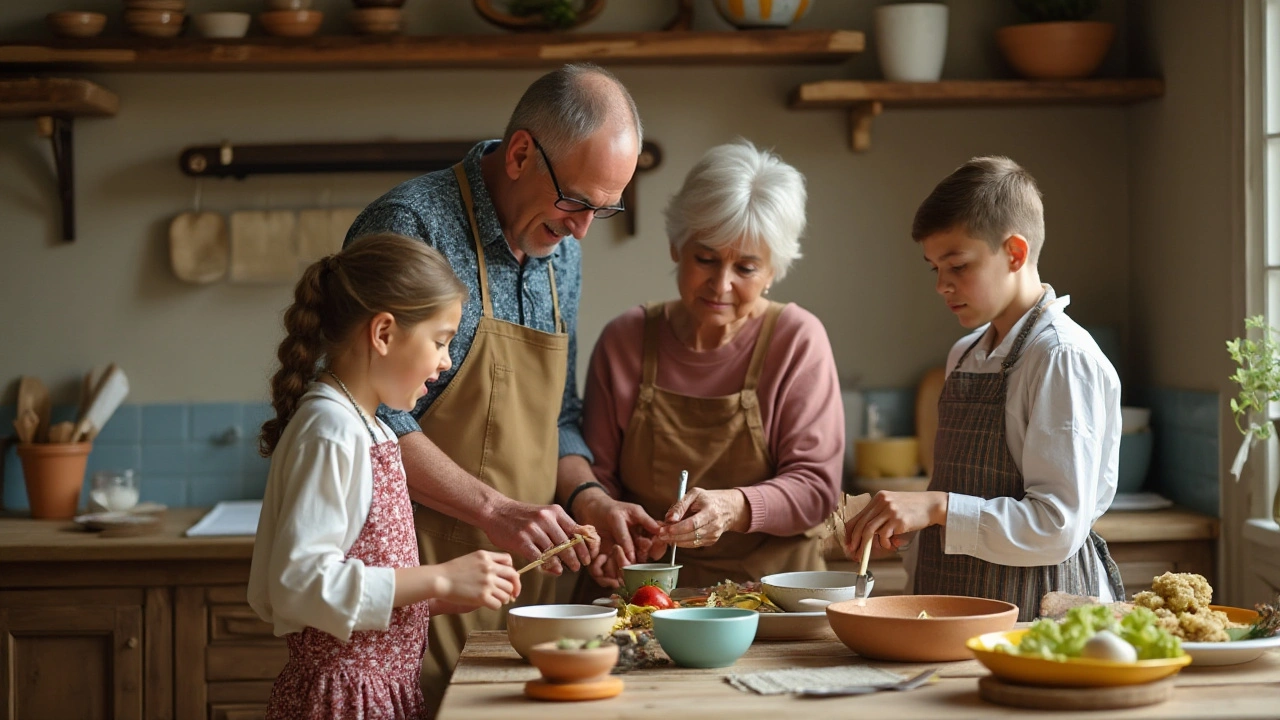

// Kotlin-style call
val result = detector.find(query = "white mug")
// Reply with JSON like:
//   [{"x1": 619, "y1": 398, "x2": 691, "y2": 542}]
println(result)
[{"x1": 875, "y1": 3, "x2": 949, "y2": 82}]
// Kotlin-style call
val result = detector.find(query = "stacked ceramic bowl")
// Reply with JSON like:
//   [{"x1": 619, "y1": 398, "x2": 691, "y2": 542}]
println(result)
[
  {"x1": 261, "y1": 0, "x2": 324, "y2": 37},
  {"x1": 47, "y1": 11, "x2": 107, "y2": 38},
  {"x1": 124, "y1": 0, "x2": 186, "y2": 38},
  {"x1": 350, "y1": 0, "x2": 405, "y2": 34}
]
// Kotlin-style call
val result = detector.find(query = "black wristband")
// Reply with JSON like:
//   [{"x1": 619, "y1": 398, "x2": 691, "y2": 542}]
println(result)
[{"x1": 564, "y1": 481, "x2": 606, "y2": 517}]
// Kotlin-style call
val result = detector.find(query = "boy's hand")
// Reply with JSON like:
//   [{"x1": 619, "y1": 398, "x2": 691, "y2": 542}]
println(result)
[
  {"x1": 433, "y1": 550, "x2": 521, "y2": 610},
  {"x1": 843, "y1": 491, "x2": 948, "y2": 557}
]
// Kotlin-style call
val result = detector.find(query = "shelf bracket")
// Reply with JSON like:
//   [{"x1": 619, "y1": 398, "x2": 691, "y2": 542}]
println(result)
[
  {"x1": 36, "y1": 115, "x2": 76, "y2": 241},
  {"x1": 849, "y1": 101, "x2": 882, "y2": 153}
]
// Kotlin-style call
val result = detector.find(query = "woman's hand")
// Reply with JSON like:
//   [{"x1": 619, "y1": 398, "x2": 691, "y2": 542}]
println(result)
[
  {"x1": 656, "y1": 487, "x2": 750, "y2": 549},
  {"x1": 574, "y1": 490, "x2": 664, "y2": 587},
  {"x1": 401, "y1": 549, "x2": 521, "y2": 611},
  {"x1": 843, "y1": 491, "x2": 948, "y2": 557}
]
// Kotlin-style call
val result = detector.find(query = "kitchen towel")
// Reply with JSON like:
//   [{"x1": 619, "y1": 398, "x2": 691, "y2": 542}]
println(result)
[{"x1": 728, "y1": 665, "x2": 904, "y2": 694}]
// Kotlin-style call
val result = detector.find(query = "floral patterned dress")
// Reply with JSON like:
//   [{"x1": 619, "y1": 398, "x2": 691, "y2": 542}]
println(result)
[{"x1": 266, "y1": 432, "x2": 430, "y2": 720}]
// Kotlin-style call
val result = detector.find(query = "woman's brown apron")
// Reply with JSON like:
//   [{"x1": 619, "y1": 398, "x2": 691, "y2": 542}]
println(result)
[
  {"x1": 412, "y1": 164, "x2": 568, "y2": 711},
  {"x1": 914, "y1": 297, "x2": 1124, "y2": 621},
  {"x1": 580, "y1": 301, "x2": 824, "y2": 597}
]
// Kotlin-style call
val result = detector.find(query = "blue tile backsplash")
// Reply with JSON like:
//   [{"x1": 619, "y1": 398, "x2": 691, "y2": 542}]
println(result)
[
  {"x1": 1143, "y1": 387, "x2": 1221, "y2": 517},
  {"x1": 1, "y1": 402, "x2": 273, "y2": 512}
]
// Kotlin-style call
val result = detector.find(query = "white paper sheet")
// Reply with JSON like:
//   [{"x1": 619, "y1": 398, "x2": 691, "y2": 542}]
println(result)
[{"x1": 185, "y1": 499, "x2": 262, "y2": 537}]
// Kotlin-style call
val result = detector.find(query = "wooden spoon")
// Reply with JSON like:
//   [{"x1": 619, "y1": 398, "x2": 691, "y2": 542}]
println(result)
[
  {"x1": 17, "y1": 376, "x2": 51, "y2": 443},
  {"x1": 12, "y1": 409, "x2": 38, "y2": 444},
  {"x1": 48, "y1": 421, "x2": 75, "y2": 443}
]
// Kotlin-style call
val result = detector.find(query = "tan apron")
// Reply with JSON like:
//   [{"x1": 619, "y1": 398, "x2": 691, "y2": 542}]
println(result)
[
  {"x1": 579, "y1": 301, "x2": 824, "y2": 597},
  {"x1": 413, "y1": 164, "x2": 568, "y2": 711}
]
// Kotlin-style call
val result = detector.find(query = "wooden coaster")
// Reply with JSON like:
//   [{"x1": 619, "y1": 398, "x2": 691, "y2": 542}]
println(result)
[
  {"x1": 524, "y1": 676, "x2": 623, "y2": 702},
  {"x1": 978, "y1": 676, "x2": 1175, "y2": 710}
]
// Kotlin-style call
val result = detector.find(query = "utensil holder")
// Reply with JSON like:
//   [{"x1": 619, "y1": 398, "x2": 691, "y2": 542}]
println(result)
[{"x1": 17, "y1": 442, "x2": 92, "y2": 519}]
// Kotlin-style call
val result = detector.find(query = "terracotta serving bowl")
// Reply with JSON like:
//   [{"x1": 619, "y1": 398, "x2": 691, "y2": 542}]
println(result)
[
  {"x1": 259, "y1": 9, "x2": 323, "y2": 38},
  {"x1": 826, "y1": 595, "x2": 1018, "y2": 662},
  {"x1": 995, "y1": 21, "x2": 1115, "y2": 80},
  {"x1": 526, "y1": 640, "x2": 619, "y2": 683},
  {"x1": 506, "y1": 605, "x2": 618, "y2": 661},
  {"x1": 47, "y1": 11, "x2": 107, "y2": 38}
]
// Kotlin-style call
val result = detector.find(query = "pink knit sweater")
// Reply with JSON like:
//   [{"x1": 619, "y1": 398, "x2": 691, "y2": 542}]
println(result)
[{"x1": 582, "y1": 303, "x2": 844, "y2": 536}]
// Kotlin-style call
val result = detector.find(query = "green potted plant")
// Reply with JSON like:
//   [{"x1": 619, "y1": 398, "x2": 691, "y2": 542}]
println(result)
[
  {"x1": 995, "y1": 0, "x2": 1115, "y2": 79},
  {"x1": 472, "y1": 0, "x2": 605, "y2": 32},
  {"x1": 1227, "y1": 315, "x2": 1280, "y2": 524}
]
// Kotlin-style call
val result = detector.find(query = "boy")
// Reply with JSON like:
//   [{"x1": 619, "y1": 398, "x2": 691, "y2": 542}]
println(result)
[{"x1": 844, "y1": 156, "x2": 1124, "y2": 620}]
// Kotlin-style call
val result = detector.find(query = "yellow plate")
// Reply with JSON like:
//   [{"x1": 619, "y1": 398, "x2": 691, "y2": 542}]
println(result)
[{"x1": 967, "y1": 629, "x2": 1192, "y2": 687}]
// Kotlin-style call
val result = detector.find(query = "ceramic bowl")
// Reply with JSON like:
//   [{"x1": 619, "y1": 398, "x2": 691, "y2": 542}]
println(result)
[
  {"x1": 826, "y1": 594, "x2": 1018, "y2": 662},
  {"x1": 620, "y1": 563, "x2": 681, "y2": 598},
  {"x1": 760, "y1": 571, "x2": 865, "y2": 613},
  {"x1": 526, "y1": 640, "x2": 619, "y2": 683},
  {"x1": 265, "y1": 0, "x2": 312, "y2": 9},
  {"x1": 125, "y1": 10, "x2": 185, "y2": 38},
  {"x1": 651, "y1": 607, "x2": 758, "y2": 668},
  {"x1": 348, "y1": 7, "x2": 402, "y2": 35},
  {"x1": 47, "y1": 11, "x2": 107, "y2": 38},
  {"x1": 1121, "y1": 406, "x2": 1151, "y2": 434},
  {"x1": 506, "y1": 605, "x2": 618, "y2": 661},
  {"x1": 712, "y1": 0, "x2": 811, "y2": 28},
  {"x1": 352, "y1": 0, "x2": 407, "y2": 6},
  {"x1": 259, "y1": 9, "x2": 323, "y2": 38},
  {"x1": 995, "y1": 21, "x2": 1115, "y2": 80},
  {"x1": 193, "y1": 12, "x2": 251, "y2": 39},
  {"x1": 969, "y1": 629, "x2": 1191, "y2": 686},
  {"x1": 125, "y1": 0, "x2": 186, "y2": 10}
]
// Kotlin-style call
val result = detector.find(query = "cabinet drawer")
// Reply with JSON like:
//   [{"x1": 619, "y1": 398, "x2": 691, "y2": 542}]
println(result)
[
  {"x1": 207, "y1": 643, "x2": 289, "y2": 681},
  {"x1": 210, "y1": 605, "x2": 276, "y2": 642}
]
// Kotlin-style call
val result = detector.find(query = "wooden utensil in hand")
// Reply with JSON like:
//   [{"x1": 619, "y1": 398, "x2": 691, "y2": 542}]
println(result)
[
  {"x1": 518, "y1": 534, "x2": 588, "y2": 575},
  {"x1": 855, "y1": 535, "x2": 874, "y2": 604}
]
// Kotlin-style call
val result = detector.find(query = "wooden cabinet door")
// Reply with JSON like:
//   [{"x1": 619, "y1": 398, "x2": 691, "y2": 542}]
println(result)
[{"x1": 0, "y1": 588, "x2": 145, "y2": 720}]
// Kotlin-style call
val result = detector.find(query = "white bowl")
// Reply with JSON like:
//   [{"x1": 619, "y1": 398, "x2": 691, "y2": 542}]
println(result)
[
  {"x1": 193, "y1": 12, "x2": 250, "y2": 38},
  {"x1": 506, "y1": 604, "x2": 618, "y2": 661},
  {"x1": 761, "y1": 571, "x2": 865, "y2": 613},
  {"x1": 1121, "y1": 406, "x2": 1151, "y2": 434}
]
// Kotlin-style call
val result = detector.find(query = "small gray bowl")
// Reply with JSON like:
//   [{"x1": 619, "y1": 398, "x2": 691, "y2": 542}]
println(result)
[{"x1": 621, "y1": 563, "x2": 681, "y2": 598}]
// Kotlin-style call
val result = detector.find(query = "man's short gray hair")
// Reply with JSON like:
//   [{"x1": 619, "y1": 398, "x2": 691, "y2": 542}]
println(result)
[
  {"x1": 502, "y1": 63, "x2": 643, "y2": 160},
  {"x1": 664, "y1": 139, "x2": 806, "y2": 281}
]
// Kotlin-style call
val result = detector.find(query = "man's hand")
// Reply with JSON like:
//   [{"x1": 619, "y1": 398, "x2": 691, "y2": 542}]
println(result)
[{"x1": 481, "y1": 498, "x2": 597, "y2": 574}]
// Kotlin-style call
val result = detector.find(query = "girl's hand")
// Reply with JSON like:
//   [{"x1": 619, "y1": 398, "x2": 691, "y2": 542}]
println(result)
[
  {"x1": 843, "y1": 491, "x2": 948, "y2": 557},
  {"x1": 656, "y1": 487, "x2": 749, "y2": 549},
  {"x1": 431, "y1": 550, "x2": 521, "y2": 610}
]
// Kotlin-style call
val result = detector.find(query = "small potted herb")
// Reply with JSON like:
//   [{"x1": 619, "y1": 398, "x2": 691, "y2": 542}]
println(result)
[
  {"x1": 1226, "y1": 315, "x2": 1280, "y2": 524},
  {"x1": 995, "y1": 0, "x2": 1116, "y2": 79}
]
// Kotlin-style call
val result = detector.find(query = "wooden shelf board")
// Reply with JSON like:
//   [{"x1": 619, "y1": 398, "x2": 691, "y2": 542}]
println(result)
[
  {"x1": 0, "y1": 77, "x2": 118, "y2": 118},
  {"x1": 0, "y1": 29, "x2": 864, "y2": 72},
  {"x1": 789, "y1": 78, "x2": 1165, "y2": 110}
]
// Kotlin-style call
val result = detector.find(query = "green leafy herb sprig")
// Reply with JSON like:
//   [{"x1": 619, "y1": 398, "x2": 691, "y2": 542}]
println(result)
[
  {"x1": 1227, "y1": 315, "x2": 1280, "y2": 442},
  {"x1": 1013, "y1": 0, "x2": 1101, "y2": 22}
]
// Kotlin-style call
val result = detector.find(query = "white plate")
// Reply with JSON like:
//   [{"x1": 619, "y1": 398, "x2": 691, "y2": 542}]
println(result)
[
  {"x1": 1108, "y1": 492, "x2": 1173, "y2": 512},
  {"x1": 755, "y1": 611, "x2": 833, "y2": 642},
  {"x1": 1181, "y1": 634, "x2": 1280, "y2": 666}
]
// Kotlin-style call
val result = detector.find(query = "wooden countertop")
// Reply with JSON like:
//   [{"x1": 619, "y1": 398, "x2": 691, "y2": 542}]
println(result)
[
  {"x1": 0, "y1": 506, "x2": 1215, "y2": 564},
  {"x1": 439, "y1": 631, "x2": 1280, "y2": 719},
  {"x1": 0, "y1": 508, "x2": 252, "y2": 563}
]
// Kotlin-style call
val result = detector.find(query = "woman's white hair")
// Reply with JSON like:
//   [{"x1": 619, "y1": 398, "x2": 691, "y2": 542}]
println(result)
[{"x1": 663, "y1": 139, "x2": 806, "y2": 281}]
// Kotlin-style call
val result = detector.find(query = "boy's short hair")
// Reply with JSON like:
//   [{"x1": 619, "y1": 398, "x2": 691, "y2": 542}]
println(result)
[{"x1": 912, "y1": 156, "x2": 1045, "y2": 263}]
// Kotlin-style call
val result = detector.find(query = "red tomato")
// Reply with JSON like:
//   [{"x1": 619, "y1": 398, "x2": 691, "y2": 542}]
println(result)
[{"x1": 630, "y1": 584, "x2": 675, "y2": 610}]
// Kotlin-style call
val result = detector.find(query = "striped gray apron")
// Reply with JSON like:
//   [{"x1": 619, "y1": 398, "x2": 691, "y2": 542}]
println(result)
[{"x1": 914, "y1": 297, "x2": 1124, "y2": 621}]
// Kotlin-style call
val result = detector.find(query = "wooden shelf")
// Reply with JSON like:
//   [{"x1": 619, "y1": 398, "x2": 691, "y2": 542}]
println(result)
[
  {"x1": 0, "y1": 78, "x2": 119, "y2": 242},
  {"x1": 0, "y1": 29, "x2": 864, "y2": 72},
  {"x1": 788, "y1": 78, "x2": 1165, "y2": 151},
  {"x1": 0, "y1": 77, "x2": 118, "y2": 118}
]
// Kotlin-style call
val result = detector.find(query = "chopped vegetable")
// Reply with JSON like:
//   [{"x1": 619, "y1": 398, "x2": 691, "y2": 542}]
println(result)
[
  {"x1": 1005, "y1": 605, "x2": 1182, "y2": 661},
  {"x1": 1241, "y1": 594, "x2": 1280, "y2": 640},
  {"x1": 917, "y1": 610, "x2": 932, "y2": 619}
]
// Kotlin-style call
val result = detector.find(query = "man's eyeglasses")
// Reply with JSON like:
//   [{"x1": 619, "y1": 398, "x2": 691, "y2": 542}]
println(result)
[{"x1": 529, "y1": 135, "x2": 626, "y2": 219}]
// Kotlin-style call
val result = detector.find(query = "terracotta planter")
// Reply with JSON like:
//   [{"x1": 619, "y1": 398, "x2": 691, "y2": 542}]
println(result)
[
  {"x1": 995, "y1": 20, "x2": 1115, "y2": 80},
  {"x1": 17, "y1": 442, "x2": 91, "y2": 519}
]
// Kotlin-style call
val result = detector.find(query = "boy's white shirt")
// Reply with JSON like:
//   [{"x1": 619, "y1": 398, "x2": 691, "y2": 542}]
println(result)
[
  {"x1": 248, "y1": 382, "x2": 399, "y2": 641},
  {"x1": 905, "y1": 284, "x2": 1121, "y2": 601}
]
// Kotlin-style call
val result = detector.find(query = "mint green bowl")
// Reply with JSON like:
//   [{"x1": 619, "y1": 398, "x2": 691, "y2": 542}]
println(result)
[{"x1": 651, "y1": 608, "x2": 759, "y2": 668}]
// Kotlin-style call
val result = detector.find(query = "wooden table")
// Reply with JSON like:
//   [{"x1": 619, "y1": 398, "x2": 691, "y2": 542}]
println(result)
[{"x1": 438, "y1": 631, "x2": 1280, "y2": 719}]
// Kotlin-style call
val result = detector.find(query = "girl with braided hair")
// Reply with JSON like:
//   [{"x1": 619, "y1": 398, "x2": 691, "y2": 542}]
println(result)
[{"x1": 248, "y1": 233, "x2": 522, "y2": 719}]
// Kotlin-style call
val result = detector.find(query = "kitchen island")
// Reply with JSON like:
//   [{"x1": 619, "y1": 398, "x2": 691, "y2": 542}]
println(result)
[{"x1": 438, "y1": 630, "x2": 1280, "y2": 719}]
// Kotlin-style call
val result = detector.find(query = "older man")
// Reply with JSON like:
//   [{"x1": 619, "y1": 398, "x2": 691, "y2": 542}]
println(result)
[{"x1": 344, "y1": 63, "x2": 642, "y2": 709}]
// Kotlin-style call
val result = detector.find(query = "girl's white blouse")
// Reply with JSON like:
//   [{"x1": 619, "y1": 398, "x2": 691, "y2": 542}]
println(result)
[{"x1": 248, "y1": 382, "x2": 399, "y2": 641}]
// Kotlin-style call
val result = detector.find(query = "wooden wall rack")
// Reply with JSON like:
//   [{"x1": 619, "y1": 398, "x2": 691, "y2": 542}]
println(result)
[
  {"x1": 178, "y1": 139, "x2": 664, "y2": 236},
  {"x1": 0, "y1": 77, "x2": 118, "y2": 242}
]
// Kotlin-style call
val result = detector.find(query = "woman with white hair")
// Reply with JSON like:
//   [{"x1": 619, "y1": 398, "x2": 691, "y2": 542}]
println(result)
[{"x1": 567, "y1": 140, "x2": 844, "y2": 593}]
